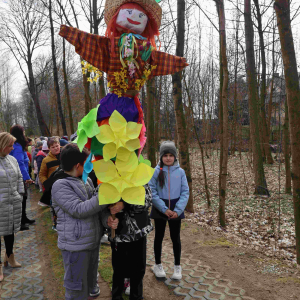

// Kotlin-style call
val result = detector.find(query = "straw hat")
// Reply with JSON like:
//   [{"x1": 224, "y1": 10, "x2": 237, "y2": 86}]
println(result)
[{"x1": 104, "y1": 0, "x2": 162, "y2": 32}]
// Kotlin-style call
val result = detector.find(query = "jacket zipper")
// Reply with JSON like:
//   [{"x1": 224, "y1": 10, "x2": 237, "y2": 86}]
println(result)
[{"x1": 168, "y1": 166, "x2": 170, "y2": 209}]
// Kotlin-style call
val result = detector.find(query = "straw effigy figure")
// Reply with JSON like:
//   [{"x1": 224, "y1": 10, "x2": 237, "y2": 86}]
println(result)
[{"x1": 59, "y1": 0, "x2": 189, "y2": 206}]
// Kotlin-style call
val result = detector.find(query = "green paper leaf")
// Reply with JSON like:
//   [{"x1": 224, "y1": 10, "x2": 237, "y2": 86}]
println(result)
[
  {"x1": 138, "y1": 155, "x2": 151, "y2": 167},
  {"x1": 76, "y1": 104, "x2": 100, "y2": 151},
  {"x1": 77, "y1": 131, "x2": 87, "y2": 152}
]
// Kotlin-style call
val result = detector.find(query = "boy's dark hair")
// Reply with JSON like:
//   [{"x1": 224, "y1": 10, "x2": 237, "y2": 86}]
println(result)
[
  {"x1": 60, "y1": 143, "x2": 90, "y2": 171},
  {"x1": 10, "y1": 124, "x2": 27, "y2": 150}
]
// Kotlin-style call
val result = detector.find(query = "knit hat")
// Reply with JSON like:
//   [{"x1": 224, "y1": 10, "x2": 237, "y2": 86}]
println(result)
[
  {"x1": 159, "y1": 141, "x2": 177, "y2": 160},
  {"x1": 104, "y1": 0, "x2": 162, "y2": 33},
  {"x1": 42, "y1": 141, "x2": 49, "y2": 151},
  {"x1": 59, "y1": 139, "x2": 69, "y2": 147}
]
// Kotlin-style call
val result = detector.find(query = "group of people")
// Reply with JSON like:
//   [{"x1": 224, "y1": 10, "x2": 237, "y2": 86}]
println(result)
[{"x1": 0, "y1": 126, "x2": 189, "y2": 300}]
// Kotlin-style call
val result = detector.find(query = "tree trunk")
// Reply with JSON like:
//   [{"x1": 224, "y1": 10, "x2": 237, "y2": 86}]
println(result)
[
  {"x1": 55, "y1": 97, "x2": 60, "y2": 136},
  {"x1": 244, "y1": 0, "x2": 269, "y2": 196},
  {"x1": 283, "y1": 99, "x2": 291, "y2": 194},
  {"x1": 155, "y1": 77, "x2": 162, "y2": 156},
  {"x1": 146, "y1": 77, "x2": 156, "y2": 167},
  {"x1": 28, "y1": 62, "x2": 50, "y2": 136},
  {"x1": 49, "y1": 0, "x2": 67, "y2": 136},
  {"x1": 253, "y1": 0, "x2": 274, "y2": 164},
  {"x1": 92, "y1": 0, "x2": 106, "y2": 101},
  {"x1": 83, "y1": 71, "x2": 92, "y2": 114},
  {"x1": 215, "y1": 0, "x2": 229, "y2": 227},
  {"x1": 172, "y1": 0, "x2": 193, "y2": 213},
  {"x1": 275, "y1": 0, "x2": 300, "y2": 263},
  {"x1": 184, "y1": 76, "x2": 211, "y2": 208},
  {"x1": 62, "y1": 38, "x2": 74, "y2": 135}
]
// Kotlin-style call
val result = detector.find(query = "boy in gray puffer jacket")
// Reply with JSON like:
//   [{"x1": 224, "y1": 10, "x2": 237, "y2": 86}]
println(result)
[{"x1": 51, "y1": 144, "x2": 118, "y2": 300}]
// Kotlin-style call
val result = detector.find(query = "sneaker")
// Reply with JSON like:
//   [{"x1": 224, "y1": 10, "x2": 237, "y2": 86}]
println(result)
[
  {"x1": 38, "y1": 201, "x2": 49, "y2": 207},
  {"x1": 171, "y1": 265, "x2": 182, "y2": 280},
  {"x1": 153, "y1": 264, "x2": 166, "y2": 278},
  {"x1": 125, "y1": 285, "x2": 130, "y2": 296},
  {"x1": 124, "y1": 278, "x2": 130, "y2": 295},
  {"x1": 100, "y1": 234, "x2": 109, "y2": 244},
  {"x1": 52, "y1": 225, "x2": 57, "y2": 232},
  {"x1": 89, "y1": 284, "x2": 100, "y2": 297}
]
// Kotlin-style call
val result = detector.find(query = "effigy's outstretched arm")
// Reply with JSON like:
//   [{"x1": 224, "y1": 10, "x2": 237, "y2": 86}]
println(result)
[
  {"x1": 59, "y1": 25, "x2": 110, "y2": 73},
  {"x1": 150, "y1": 50, "x2": 189, "y2": 77}
]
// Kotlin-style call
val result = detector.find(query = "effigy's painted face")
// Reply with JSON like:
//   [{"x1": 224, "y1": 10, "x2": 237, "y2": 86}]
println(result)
[{"x1": 116, "y1": 8, "x2": 148, "y2": 34}]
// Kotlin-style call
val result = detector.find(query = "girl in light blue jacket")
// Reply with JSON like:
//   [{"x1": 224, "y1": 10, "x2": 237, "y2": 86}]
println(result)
[{"x1": 149, "y1": 141, "x2": 189, "y2": 281}]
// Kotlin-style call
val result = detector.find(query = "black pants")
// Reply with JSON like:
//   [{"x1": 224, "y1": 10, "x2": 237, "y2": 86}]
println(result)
[
  {"x1": 154, "y1": 219, "x2": 181, "y2": 266},
  {"x1": 21, "y1": 194, "x2": 27, "y2": 224},
  {"x1": 111, "y1": 237, "x2": 147, "y2": 300},
  {"x1": 0, "y1": 234, "x2": 14, "y2": 262}
]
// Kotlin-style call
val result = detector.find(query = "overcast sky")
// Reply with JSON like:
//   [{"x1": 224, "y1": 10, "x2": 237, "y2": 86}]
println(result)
[{"x1": 1, "y1": 0, "x2": 300, "y2": 101}]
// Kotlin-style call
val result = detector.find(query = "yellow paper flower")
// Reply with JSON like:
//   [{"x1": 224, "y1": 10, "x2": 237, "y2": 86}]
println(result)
[
  {"x1": 93, "y1": 154, "x2": 154, "y2": 205},
  {"x1": 96, "y1": 110, "x2": 142, "y2": 161}
]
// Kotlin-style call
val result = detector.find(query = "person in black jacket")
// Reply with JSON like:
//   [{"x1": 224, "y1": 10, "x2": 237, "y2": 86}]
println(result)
[{"x1": 106, "y1": 187, "x2": 153, "y2": 300}]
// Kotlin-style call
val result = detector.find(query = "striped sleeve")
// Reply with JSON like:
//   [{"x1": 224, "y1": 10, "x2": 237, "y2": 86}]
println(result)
[
  {"x1": 150, "y1": 50, "x2": 189, "y2": 77},
  {"x1": 59, "y1": 25, "x2": 110, "y2": 73}
]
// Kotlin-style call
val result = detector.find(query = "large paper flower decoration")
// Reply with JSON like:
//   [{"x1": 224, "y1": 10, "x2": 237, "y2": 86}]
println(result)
[
  {"x1": 77, "y1": 104, "x2": 100, "y2": 151},
  {"x1": 93, "y1": 153, "x2": 154, "y2": 205},
  {"x1": 96, "y1": 110, "x2": 142, "y2": 161}
]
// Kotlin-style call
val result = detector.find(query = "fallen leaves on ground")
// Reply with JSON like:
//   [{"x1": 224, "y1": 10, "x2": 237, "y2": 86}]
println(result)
[{"x1": 186, "y1": 146, "x2": 297, "y2": 267}]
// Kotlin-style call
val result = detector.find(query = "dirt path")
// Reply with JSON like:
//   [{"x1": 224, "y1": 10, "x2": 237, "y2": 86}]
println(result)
[{"x1": 31, "y1": 186, "x2": 300, "y2": 300}]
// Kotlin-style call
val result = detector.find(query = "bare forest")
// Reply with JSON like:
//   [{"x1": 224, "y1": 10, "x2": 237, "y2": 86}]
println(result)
[{"x1": 1, "y1": 0, "x2": 300, "y2": 267}]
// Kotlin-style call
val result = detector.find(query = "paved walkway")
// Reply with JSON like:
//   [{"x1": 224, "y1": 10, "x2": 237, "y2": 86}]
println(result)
[
  {"x1": 146, "y1": 234, "x2": 256, "y2": 300},
  {"x1": 1, "y1": 189, "x2": 256, "y2": 300},
  {"x1": 0, "y1": 189, "x2": 43, "y2": 300}
]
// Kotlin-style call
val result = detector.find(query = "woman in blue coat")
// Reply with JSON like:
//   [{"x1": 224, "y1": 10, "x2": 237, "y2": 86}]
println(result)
[
  {"x1": 149, "y1": 141, "x2": 189, "y2": 281},
  {"x1": 10, "y1": 125, "x2": 34, "y2": 230}
]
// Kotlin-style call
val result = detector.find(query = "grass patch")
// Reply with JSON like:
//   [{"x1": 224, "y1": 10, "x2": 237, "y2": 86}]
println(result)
[
  {"x1": 276, "y1": 277, "x2": 300, "y2": 284},
  {"x1": 37, "y1": 206, "x2": 65, "y2": 299},
  {"x1": 181, "y1": 222, "x2": 188, "y2": 230},
  {"x1": 98, "y1": 243, "x2": 129, "y2": 300},
  {"x1": 197, "y1": 237, "x2": 235, "y2": 247}
]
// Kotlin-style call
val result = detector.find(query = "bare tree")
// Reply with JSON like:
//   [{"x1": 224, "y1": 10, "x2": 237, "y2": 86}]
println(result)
[
  {"x1": 244, "y1": 0, "x2": 269, "y2": 196},
  {"x1": 215, "y1": 0, "x2": 229, "y2": 227},
  {"x1": 0, "y1": 0, "x2": 50, "y2": 136},
  {"x1": 253, "y1": 0, "x2": 274, "y2": 164},
  {"x1": 48, "y1": 0, "x2": 68, "y2": 136},
  {"x1": 172, "y1": 0, "x2": 194, "y2": 212},
  {"x1": 274, "y1": 0, "x2": 300, "y2": 264}
]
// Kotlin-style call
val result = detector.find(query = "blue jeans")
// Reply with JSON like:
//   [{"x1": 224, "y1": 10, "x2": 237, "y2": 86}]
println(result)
[{"x1": 61, "y1": 245, "x2": 99, "y2": 300}]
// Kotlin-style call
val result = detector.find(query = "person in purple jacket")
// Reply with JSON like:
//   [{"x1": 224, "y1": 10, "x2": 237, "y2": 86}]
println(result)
[
  {"x1": 9, "y1": 125, "x2": 34, "y2": 231},
  {"x1": 149, "y1": 141, "x2": 189, "y2": 281},
  {"x1": 51, "y1": 143, "x2": 119, "y2": 299}
]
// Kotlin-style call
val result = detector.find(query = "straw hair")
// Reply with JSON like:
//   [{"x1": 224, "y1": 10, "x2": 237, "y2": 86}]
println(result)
[
  {"x1": 104, "y1": 0, "x2": 162, "y2": 32},
  {"x1": 0, "y1": 132, "x2": 16, "y2": 153}
]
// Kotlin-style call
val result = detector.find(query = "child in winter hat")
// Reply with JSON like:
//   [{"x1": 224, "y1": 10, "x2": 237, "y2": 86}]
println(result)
[{"x1": 159, "y1": 141, "x2": 177, "y2": 160}]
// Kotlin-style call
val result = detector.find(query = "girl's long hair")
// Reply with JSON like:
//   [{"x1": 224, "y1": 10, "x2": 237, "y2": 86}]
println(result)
[
  {"x1": 10, "y1": 125, "x2": 27, "y2": 150},
  {"x1": 158, "y1": 159, "x2": 165, "y2": 188}
]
